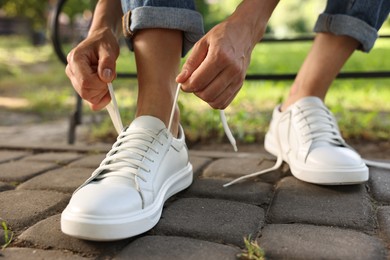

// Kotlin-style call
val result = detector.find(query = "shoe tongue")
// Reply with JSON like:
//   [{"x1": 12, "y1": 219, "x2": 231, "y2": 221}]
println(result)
[
  {"x1": 293, "y1": 96, "x2": 324, "y2": 108},
  {"x1": 127, "y1": 116, "x2": 166, "y2": 133},
  {"x1": 294, "y1": 97, "x2": 342, "y2": 148}
]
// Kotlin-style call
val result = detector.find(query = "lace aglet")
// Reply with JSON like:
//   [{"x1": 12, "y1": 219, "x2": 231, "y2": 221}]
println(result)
[
  {"x1": 232, "y1": 142, "x2": 238, "y2": 152},
  {"x1": 220, "y1": 110, "x2": 238, "y2": 152},
  {"x1": 223, "y1": 180, "x2": 237, "y2": 188}
]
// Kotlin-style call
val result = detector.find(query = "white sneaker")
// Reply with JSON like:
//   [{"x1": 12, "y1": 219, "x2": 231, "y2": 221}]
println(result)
[
  {"x1": 264, "y1": 97, "x2": 368, "y2": 185},
  {"x1": 61, "y1": 116, "x2": 193, "y2": 241}
]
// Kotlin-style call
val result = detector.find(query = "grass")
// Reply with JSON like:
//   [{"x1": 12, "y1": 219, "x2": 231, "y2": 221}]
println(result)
[
  {"x1": 1, "y1": 219, "x2": 13, "y2": 250},
  {"x1": 0, "y1": 35, "x2": 389, "y2": 144},
  {"x1": 238, "y1": 235, "x2": 265, "y2": 260}
]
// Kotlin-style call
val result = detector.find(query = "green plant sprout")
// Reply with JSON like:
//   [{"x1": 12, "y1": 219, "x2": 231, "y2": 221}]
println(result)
[
  {"x1": 1, "y1": 219, "x2": 13, "y2": 250},
  {"x1": 237, "y1": 235, "x2": 265, "y2": 260}
]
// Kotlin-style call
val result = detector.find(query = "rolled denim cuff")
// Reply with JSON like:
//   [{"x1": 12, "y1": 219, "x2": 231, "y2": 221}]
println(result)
[
  {"x1": 314, "y1": 13, "x2": 378, "y2": 52},
  {"x1": 122, "y1": 7, "x2": 204, "y2": 56}
]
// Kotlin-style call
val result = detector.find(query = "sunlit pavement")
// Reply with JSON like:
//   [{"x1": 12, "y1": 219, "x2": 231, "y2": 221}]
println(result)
[{"x1": 0, "y1": 141, "x2": 389, "y2": 259}]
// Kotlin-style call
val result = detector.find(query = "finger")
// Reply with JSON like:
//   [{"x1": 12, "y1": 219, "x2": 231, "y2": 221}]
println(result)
[
  {"x1": 176, "y1": 40, "x2": 209, "y2": 86},
  {"x1": 182, "y1": 46, "x2": 232, "y2": 93},
  {"x1": 97, "y1": 46, "x2": 117, "y2": 83},
  {"x1": 66, "y1": 61, "x2": 110, "y2": 108},
  {"x1": 192, "y1": 62, "x2": 237, "y2": 104},
  {"x1": 194, "y1": 56, "x2": 245, "y2": 105},
  {"x1": 90, "y1": 91, "x2": 111, "y2": 111},
  {"x1": 207, "y1": 83, "x2": 241, "y2": 110},
  {"x1": 69, "y1": 50, "x2": 97, "y2": 84},
  {"x1": 67, "y1": 48, "x2": 108, "y2": 97}
]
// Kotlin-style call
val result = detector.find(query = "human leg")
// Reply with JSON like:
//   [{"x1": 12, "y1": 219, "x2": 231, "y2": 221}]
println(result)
[
  {"x1": 264, "y1": 0, "x2": 389, "y2": 185},
  {"x1": 281, "y1": 33, "x2": 359, "y2": 111},
  {"x1": 282, "y1": 0, "x2": 390, "y2": 110},
  {"x1": 61, "y1": 1, "x2": 204, "y2": 241},
  {"x1": 123, "y1": 0, "x2": 204, "y2": 135},
  {"x1": 133, "y1": 28, "x2": 182, "y2": 136}
]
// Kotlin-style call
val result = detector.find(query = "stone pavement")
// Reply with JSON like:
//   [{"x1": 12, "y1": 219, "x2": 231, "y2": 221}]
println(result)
[{"x1": 0, "y1": 142, "x2": 390, "y2": 259}]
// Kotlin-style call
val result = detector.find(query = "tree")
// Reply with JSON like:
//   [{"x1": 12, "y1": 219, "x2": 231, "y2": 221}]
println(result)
[
  {"x1": 0, "y1": 0, "x2": 48, "y2": 30},
  {"x1": 0, "y1": 0, "x2": 96, "y2": 31}
]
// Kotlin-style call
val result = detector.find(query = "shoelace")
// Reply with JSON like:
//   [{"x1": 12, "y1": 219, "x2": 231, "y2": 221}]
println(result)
[
  {"x1": 102, "y1": 82, "x2": 238, "y2": 198},
  {"x1": 105, "y1": 83, "x2": 390, "y2": 189},
  {"x1": 77, "y1": 83, "x2": 163, "y2": 208},
  {"x1": 94, "y1": 127, "x2": 163, "y2": 208},
  {"x1": 298, "y1": 104, "x2": 345, "y2": 146},
  {"x1": 224, "y1": 101, "x2": 390, "y2": 187},
  {"x1": 295, "y1": 103, "x2": 390, "y2": 170},
  {"x1": 168, "y1": 83, "x2": 238, "y2": 152},
  {"x1": 107, "y1": 82, "x2": 237, "y2": 152}
]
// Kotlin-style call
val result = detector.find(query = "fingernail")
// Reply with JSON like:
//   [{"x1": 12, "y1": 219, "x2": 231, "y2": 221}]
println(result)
[{"x1": 103, "y1": 68, "x2": 112, "y2": 80}]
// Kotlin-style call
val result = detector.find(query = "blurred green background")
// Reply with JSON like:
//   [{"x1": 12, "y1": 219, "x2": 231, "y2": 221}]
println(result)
[{"x1": 0, "y1": 0, "x2": 389, "y2": 145}]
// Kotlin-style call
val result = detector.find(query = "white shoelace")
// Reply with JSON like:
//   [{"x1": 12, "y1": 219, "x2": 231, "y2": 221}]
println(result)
[
  {"x1": 296, "y1": 103, "x2": 390, "y2": 170},
  {"x1": 104, "y1": 83, "x2": 390, "y2": 189},
  {"x1": 100, "y1": 82, "x2": 238, "y2": 201},
  {"x1": 224, "y1": 101, "x2": 390, "y2": 187},
  {"x1": 106, "y1": 82, "x2": 237, "y2": 151},
  {"x1": 106, "y1": 83, "x2": 124, "y2": 134},
  {"x1": 77, "y1": 83, "x2": 162, "y2": 207},
  {"x1": 168, "y1": 83, "x2": 238, "y2": 152},
  {"x1": 93, "y1": 127, "x2": 163, "y2": 208}
]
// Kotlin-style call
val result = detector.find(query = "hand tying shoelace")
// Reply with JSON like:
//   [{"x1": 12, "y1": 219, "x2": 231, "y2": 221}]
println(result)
[{"x1": 106, "y1": 82, "x2": 238, "y2": 151}]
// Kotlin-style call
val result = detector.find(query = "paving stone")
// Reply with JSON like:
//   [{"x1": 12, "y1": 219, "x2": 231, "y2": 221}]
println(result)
[
  {"x1": 0, "y1": 181, "x2": 14, "y2": 192},
  {"x1": 0, "y1": 160, "x2": 59, "y2": 183},
  {"x1": 23, "y1": 152, "x2": 84, "y2": 165},
  {"x1": 369, "y1": 167, "x2": 390, "y2": 203},
  {"x1": 17, "y1": 167, "x2": 92, "y2": 193},
  {"x1": 189, "y1": 150, "x2": 264, "y2": 159},
  {"x1": 0, "y1": 247, "x2": 90, "y2": 259},
  {"x1": 0, "y1": 150, "x2": 31, "y2": 163},
  {"x1": 114, "y1": 235, "x2": 240, "y2": 260},
  {"x1": 154, "y1": 198, "x2": 264, "y2": 246},
  {"x1": 268, "y1": 177, "x2": 375, "y2": 231},
  {"x1": 259, "y1": 224, "x2": 387, "y2": 260},
  {"x1": 188, "y1": 155, "x2": 212, "y2": 177},
  {"x1": 377, "y1": 206, "x2": 390, "y2": 244},
  {"x1": 68, "y1": 154, "x2": 105, "y2": 168},
  {"x1": 19, "y1": 215, "x2": 132, "y2": 257},
  {"x1": 202, "y1": 156, "x2": 289, "y2": 183},
  {"x1": 183, "y1": 178, "x2": 273, "y2": 206},
  {"x1": 0, "y1": 190, "x2": 69, "y2": 230}
]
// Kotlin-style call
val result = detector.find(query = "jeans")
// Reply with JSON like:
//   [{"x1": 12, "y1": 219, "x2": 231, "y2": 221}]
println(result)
[
  {"x1": 314, "y1": 0, "x2": 390, "y2": 52},
  {"x1": 120, "y1": 0, "x2": 203, "y2": 56},
  {"x1": 121, "y1": 0, "x2": 389, "y2": 54}
]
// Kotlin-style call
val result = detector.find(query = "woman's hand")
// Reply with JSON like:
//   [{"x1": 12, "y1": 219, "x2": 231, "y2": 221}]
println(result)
[
  {"x1": 65, "y1": 27, "x2": 119, "y2": 111},
  {"x1": 177, "y1": 0, "x2": 278, "y2": 109},
  {"x1": 177, "y1": 19, "x2": 253, "y2": 109}
]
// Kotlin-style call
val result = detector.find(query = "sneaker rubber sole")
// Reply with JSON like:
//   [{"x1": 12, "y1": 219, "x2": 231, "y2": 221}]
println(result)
[
  {"x1": 264, "y1": 133, "x2": 368, "y2": 185},
  {"x1": 61, "y1": 163, "x2": 193, "y2": 241}
]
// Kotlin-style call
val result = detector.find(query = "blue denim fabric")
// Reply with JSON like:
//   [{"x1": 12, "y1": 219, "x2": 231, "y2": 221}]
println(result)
[
  {"x1": 314, "y1": 0, "x2": 390, "y2": 52},
  {"x1": 121, "y1": 0, "x2": 204, "y2": 56}
]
